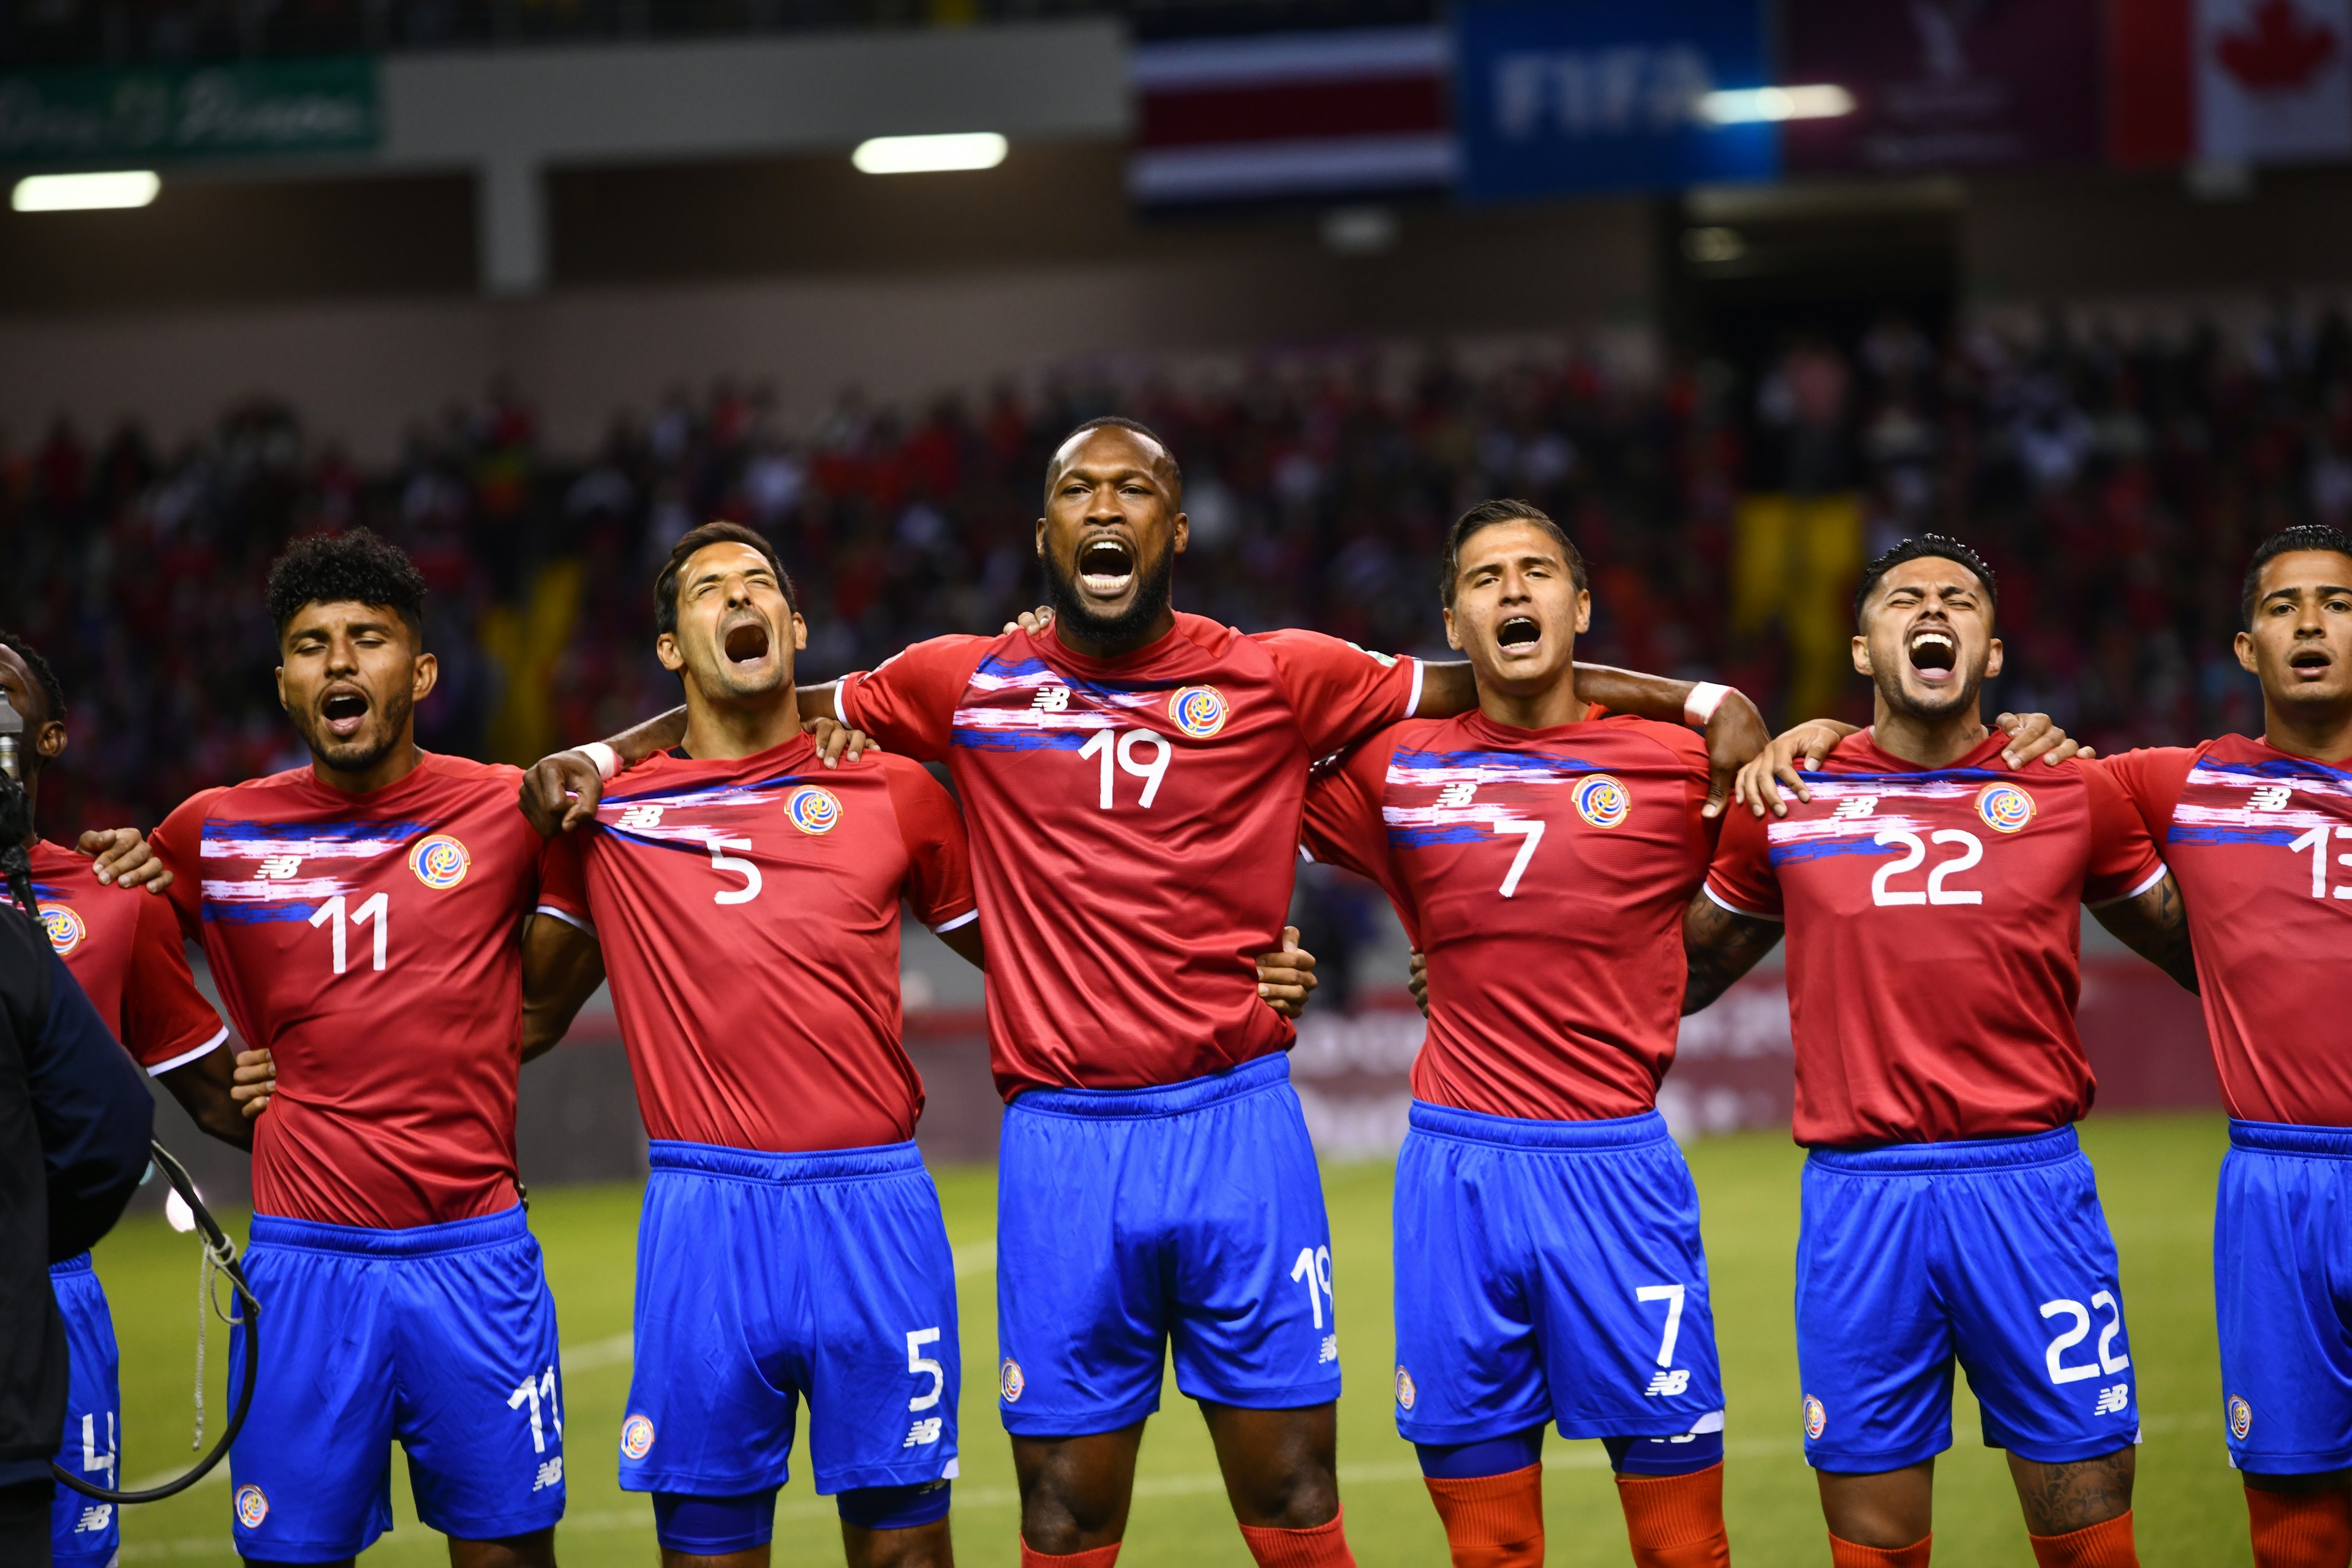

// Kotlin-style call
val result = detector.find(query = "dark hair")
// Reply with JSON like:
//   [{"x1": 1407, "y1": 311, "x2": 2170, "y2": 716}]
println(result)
[
  {"x1": 265, "y1": 528, "x2": 428, "y2": 641},
  {"x1": 0, "y1": 628, "x2": 66, "y2": 725},
  {"x1": 1046, "y1": 417, "x2": 1183, "y2": 503},
  {"x1": 654, "y1": 521, "x2": 798, "y2": 638},
  {"x1": 1853, "y1": 535, "x2": 1999, "y2": 625},
  {"x1": 1440, "y1": 499, "x2": 1588, "y2": 608},
  {"x1": 2241, "y1": 524, "x2": 2352, "y2": 627}
]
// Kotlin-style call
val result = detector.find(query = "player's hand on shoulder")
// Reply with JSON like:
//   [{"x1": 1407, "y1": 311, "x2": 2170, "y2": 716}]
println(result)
[
  {"x1": 1699, "y1": 688, "x2": 1771, "y2": 820},
  {"x1": 1407, "y1": 949, "x2": 1428, "y2": 1018},
  {"x1": 232, "y1": 1047, "x2": 276, "y2": 1120},
  {"x1": 806, "y1": 716, "x2": 879, "y2": 769},
  {"x1": 519, "y1": 749, "x2": 605, "y2": 836},
  {"x1": 1733, "y1": 718, "x2": 1857, "y2": 818},
  {"x1": 77, "y1": 826, "x2": 172, "y2": 894},
  {"x1": 1254, "y1": 925, "x2": 1318, "y2": 1020},
  {"x1": 1993, "y1": 711, "x2": 2093, "y2": 767},
  {"x1": 1002, "y1": 605, "x2": 1054, "y2": 636}
]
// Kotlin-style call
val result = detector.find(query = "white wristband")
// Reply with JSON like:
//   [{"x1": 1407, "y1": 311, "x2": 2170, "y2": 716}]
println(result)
[
  {"x1": 576, "y1": 742, "x2": 620, "y2": 782},
  {"x1": 1683, "y1": 682, "x2": 1732, "y2": 728}
]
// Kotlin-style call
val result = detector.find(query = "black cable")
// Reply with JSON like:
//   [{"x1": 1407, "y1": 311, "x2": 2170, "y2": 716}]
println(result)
[{"x1": 52, "y1": 1143, "x2": 261, "y2": 1504}]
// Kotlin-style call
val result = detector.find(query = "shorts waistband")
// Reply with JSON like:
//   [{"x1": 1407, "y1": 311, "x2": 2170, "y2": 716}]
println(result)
[
  {"x1": 1007, "y1": 1051, "x2": 1291, "y2": 1120},
  {"x1": 2229, "y1": 1119, "x2": 2352, "y2": 1157},
  {"x1": 48, "y1": 1251, "x2": 93, "y2": 1278},
  {"x1": 1408, "y1": 1101, "x2": 1672, "y2": 1152},
  {"x1": 647, "y1": 1137, "x2": 924, "y2": 1185},
  {"x1": 1806, "y1": 1123, "x2": 2079, "y2": 1174},
  {"x1": 249, "y1": 1202, "x2": 530, "y2": 1257}
]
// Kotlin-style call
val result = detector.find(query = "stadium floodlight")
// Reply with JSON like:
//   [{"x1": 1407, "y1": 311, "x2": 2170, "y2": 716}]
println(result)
[
  {"x1": 1697, "y1": 86, "x2": 1856, "y2": 126},
  {"x1": 11, "y1": 170, "x2": 161, "y2": 211},
  {"x1": 851, "y1": 133, "x2": 1009, "y2": 175}
]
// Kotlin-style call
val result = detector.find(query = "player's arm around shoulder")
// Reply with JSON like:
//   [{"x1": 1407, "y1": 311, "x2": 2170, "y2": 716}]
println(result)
[
  {"x1": 2079, "y1": 758, "x2": 2199, "y2": 995},
  {"x1": 1681, "y1": 804, "x2": 1784, "y2": 1014},
  {"x1": 520, "y1": 905, "x2": 605, "y2": 1062}
]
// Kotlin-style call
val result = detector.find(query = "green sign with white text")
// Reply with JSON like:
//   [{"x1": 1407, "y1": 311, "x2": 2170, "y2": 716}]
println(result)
[{"x1": 0, "y1": 57, "x2": 377, "y2": 165}]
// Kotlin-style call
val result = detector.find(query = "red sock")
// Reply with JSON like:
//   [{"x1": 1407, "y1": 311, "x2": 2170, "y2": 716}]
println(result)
[
  {"x1": 2027, "y1": 1510, "x2": 2138, "y2": 1568},
  {"x1": 1616, "y1": 1462, "x2": 1730, "y2": 1567},
  {"x1": 1829, "y1": 1532, "x2": 1932, "y2": 1567},
  {"x1": 1238, "y1": 1504, "x2": 1357, "y2": 1568},
  {"x1": 1020, "y1": 1542, "x2": 1121, "y2": 1568},
  {"x1": 1423, "y1": 1465, "x2": 1544, "y2": 1568},
  {"x1": 2247, "y1": 1487, "x2": 2352, "y2": 1568}
]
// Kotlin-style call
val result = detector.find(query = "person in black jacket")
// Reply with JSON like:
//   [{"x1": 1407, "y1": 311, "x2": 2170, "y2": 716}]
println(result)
[{"x1": 0, "y1": 886, "x2": 156, "y2": 1565}]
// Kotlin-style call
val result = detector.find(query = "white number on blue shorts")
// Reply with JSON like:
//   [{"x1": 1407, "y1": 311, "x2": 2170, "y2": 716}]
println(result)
[
  {"x1": 507, "y1": 1365, "x2": 563, "y2": 1453},
  {"x1": 1636, "y1": 1283, "x2": 1687, "y2": 1368},
  {"x1": 2040, "y1": 1293, "x2": 2130, "y2": 1386},
  {"x1": 1291, "y1": 1246, "x2": 1334, "y2": 1331},
  {"x1": 906, "y1": 1328, "x2": 945, "y2": 1412}
]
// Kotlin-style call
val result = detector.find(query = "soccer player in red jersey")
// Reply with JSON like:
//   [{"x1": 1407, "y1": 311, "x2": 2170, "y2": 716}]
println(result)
[
  {"x1": 2, "y1": 630, "x2": 256, "y2": 1568},
  {"x1": 1686, "y1": 537, "x2": 2195, "y2": 1568},
  {"x1": 523, "y1": 420, "x2": 1766, "y2": 1568},
  {"x1": 1298, "y1": 501, "x2": 1734, "y2": 1568},
  {"x1": 147, "y1": 530, "x2": 594, "y2": 1568}
]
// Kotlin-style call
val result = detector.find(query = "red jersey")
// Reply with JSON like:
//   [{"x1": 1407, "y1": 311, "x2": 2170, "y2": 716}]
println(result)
[
  {"x1": 1703, "y1": 731, "x2": 2166, "y2": 1148},
  {"x1": 839, "y1": 613, "x2": 1421, "y2": 1096},
  {"x1": 152, "y1": 755, "x2": 587, "y2": 1230},
  {"x1": 28, "y1": 839, "x2": 225, "y2": 1072},
  {"x1": 2103, "y1": 735, "x2": 2352, "y2": 1126},
  {"x1": 1302, "y1": 709, "x2": 1718, "y2": 1121},
  {"x1": 552, "y1": 735, "x2": 976, "y2": 1153}
]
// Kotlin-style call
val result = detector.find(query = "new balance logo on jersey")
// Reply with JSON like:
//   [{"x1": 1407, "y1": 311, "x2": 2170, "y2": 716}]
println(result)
[
  {"x1": 2250, "y1": 783, "x2": 2295, "y2": 812},
  {"x1": 255, "y1": 856, "x2": 303, "y2": 880},
  {"x1": 1646, "y1": 1369, "x2": 1692, "y2": 1396},
  {"x1": 1435, "y1": 782, "x2": 1477, "y2": 809},
  {"x1": 617, "y1": 804, "x2": 665, "y2": 831},
  {"x1": 904, "y1": 1418, "x2": 944, "y2": 1447},
  {"x1": 1031, "y1": 685, "x2": 1072, "y2": 713},
  {"x1": 2094, "y1": 1383, "x2": 2130, "y2": 1416},
  {"x1": 1831, "y1": 796, "x2": 1879, "y2": 820}
]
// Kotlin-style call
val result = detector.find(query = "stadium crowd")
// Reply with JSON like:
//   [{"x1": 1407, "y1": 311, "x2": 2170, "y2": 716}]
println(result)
[{"x1": 3, "y1": 309, "x2": 2339, "y2": 840}]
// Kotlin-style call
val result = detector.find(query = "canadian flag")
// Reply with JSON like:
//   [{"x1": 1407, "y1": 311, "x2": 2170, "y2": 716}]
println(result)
[{"x1": 2113, "y1": 0, "x2": 2352, "y2": 163}]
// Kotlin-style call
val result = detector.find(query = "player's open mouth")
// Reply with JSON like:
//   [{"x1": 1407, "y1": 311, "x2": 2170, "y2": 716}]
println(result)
[
  {"x1": 723, "y1": 618, "x2": 771, "y2": 666},
  {"x1": 1497, "y1": 616, "x2": 1541, "y2": 651},
  {"x1": 1077, "y1": 535, "x2": 1136, "y2": 599},
  {"x1": 2290, "y1": 647, "x2": 2334, "y2": 676},
  {"x1": 320, "y1": 687, "x2": 369, "y2": 740},
  {"x1": 1907, "y1": 628, "x2": 1957, "y2": 683}
]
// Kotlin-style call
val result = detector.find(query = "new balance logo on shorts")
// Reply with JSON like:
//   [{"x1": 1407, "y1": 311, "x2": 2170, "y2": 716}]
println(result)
[
  {"x1": 904, "y1": 1418, "x2": 944, "y2": 1447},
  {"x1": 2094, "y1": 1382, "x2": 2130, "y2": 1416},
  {"x1": 1646, "y1": 1369, "x2": 1692, "y2": 1396}
]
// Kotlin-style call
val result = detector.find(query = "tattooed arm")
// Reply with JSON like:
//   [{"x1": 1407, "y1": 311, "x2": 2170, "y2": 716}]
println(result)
[
  {"x1": 2089, "y1": 870, "x2": 2198, "y2": 995},
  {"x1": 1681, "y1": 890, "x2": 1785, "y2": 1015}
]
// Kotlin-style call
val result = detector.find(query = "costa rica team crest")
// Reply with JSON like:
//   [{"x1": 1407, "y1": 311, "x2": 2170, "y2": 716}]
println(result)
[
  {"x1": 1975, "y1": 781, "x2": 2036, "y2": 834},
  {"x1": 1572, "y1": 773, "x2": 1631, "y2": 829},
  {"x1": 2229, "y1": 1395, "x2": 2252, "y2": 1441},
  {"x1": 40, "y1": 905, "x2": 84, "y2": 956},
  {"x1": 408, "y1": 834, "x2": 471, "y2": 889},
  {"x1": 999, "y1": 1359, "x2": 1025, "y2": 1403},
  {"x1": 620, "y1": 1414, "x2": 655, "y2": 1460},
  {"x1": 235, "y1": 1484, "x2": 269, "y2": 1528},
  {"x1": 1168, "y1": 685, "x2": 1228, "y2": 739},
  {"x1": 1394, "y1": 1366, "x2": 1417, "y2": 1411},
  {"x1": 1803, "y1": 1395, "x2": 1827, "y2": 1440},
  {"x1": 785, "y1": 784, "x2": 842, "y2": 835}
]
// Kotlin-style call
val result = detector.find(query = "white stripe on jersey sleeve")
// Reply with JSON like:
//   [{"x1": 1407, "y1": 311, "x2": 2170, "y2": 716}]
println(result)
[
  {"x1": 147, "y1": 1027, "x2": 229, "y2": 1078},
  {"x1": 2086, "y1": 862, "x2": 2171, "y2": 910},
  {"x1": 930, "y1": 909, "x2": 979, "y2": 934},
  {"x1": 533, "y1": 903, "x2": 595, "y2": 935},
  {"x1": 1403, "y1": 656, "x2": 1425, "y2": 719},
  {"x1": 1701, "y1": 882, "x2": 1782, "y2": 922}
]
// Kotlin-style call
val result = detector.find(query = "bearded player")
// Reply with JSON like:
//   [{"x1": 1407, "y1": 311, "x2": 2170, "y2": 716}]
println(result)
[
  {"x1": 1298, "y1": 501, "x2": 1734, "y2": 1568},
  {"x1": 522, "y1": 420, "x2": 1764, "y2": 1568},
  {"x1": 1684, "y1": 537, "x2": 2195, "y2": 1568},
  {"x1": 148, "y1": 530, "x2": 597, "y2": 1568},
  {"x1": 2, "y1": 630, "x2": 257, "y2": 1568}
]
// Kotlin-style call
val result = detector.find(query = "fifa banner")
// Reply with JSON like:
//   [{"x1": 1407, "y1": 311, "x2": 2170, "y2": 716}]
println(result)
[
  {"x1": 0, "y1": 57, "x2": 375, "y2": 165},
  {"x1": 2113, "y1": 0, "x2": 2352, "y2": 167},
  {"x1": 1781, "y1": 0, "x2": 2102, "y2": 173},
  {"x1": 1128, "y1": 27, "x2": 1454, "y2": 205},
  {"x1": 1452, "y1": 0, "x2": 1777, "y2": 201}
]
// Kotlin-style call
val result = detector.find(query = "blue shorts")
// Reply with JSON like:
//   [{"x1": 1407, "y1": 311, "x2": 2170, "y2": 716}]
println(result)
[
  {"x1": 1797, "y1": 1126, "x2": 2139, "y2": 1472},
  {"x1": 48, "y1": 1255, "x2": 119, "y2": 1568},
  {"x1": 996, "y1": 1052, "x2": 1343, "y2": 1437},
  {"x1": 622, "y1": 1139, "x2": 960, "y2": 1497},
  {"x1": 2215, "y1": 1120, "x2": 2352, "y2": 1475},
  {"x1": 1392, "y1": 1104, "x2": 1724, "y2": 1455},
  {"x1": 227, "y1": 1205, "x2": 565, "y2": 1561}
]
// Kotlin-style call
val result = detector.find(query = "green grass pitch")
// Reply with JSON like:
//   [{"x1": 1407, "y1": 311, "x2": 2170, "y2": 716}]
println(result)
[{"x1": 97, "y1": 1114, "x2": 2249, "y2": 1564}]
